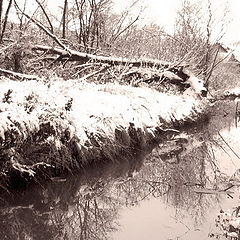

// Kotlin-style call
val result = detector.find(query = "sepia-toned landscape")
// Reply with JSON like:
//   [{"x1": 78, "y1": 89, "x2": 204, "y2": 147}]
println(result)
[{"x1": 1, "y1": 0, "x2": 240, "y2": 239}]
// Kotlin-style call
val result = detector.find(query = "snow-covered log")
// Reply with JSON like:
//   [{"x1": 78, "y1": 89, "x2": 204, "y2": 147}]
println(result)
[
  {"x1": 32, "y1": 44, "x2": 173, "y2": 69},
  {"x1": 32, "y1": 45, "x2": 208, "y2": 96}
]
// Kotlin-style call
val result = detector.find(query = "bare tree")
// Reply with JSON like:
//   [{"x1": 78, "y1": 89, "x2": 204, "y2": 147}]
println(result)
[
  {"x1": 70, "y1": 0, "x2": 111, "y2": 51},
  {"x1": 171, "y1": 0, "x2": 228, "y2": 83}
]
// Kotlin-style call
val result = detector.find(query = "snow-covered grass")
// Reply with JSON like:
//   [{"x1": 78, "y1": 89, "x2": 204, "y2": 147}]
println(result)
[
  {"x1": 224, "y1": 87, "x2": 240, "y2": 97},
  {"x1": 212, "y1": 208, "x2": 240, "y2": 239},
  {"x1": 213, "y1": 87, "x2": 240, "y2": 101},
  {"x1": 0, "y1": 78, "x2": 208, "y2": 185}
]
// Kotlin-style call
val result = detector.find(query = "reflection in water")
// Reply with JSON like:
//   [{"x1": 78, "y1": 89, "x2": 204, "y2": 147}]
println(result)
[
  {"x1": 0, "y1": 101, "x2": 240, "y2": 240},
  {"x1": 0, "y1": 154, "x2": 146, "y2": 240}
]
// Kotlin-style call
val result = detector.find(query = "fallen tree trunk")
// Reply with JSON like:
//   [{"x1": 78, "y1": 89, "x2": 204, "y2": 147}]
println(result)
[
  {"x1": 33, "y1": 44, "x2": 174, "y2": 69},
  {"x1": 32, "y1": 45, "x2": 208, "y2": 96}
]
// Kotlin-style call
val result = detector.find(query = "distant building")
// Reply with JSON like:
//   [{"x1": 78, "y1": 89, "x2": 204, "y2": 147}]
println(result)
[{"x1": 212, "y1": 42, "x2": 240, "y2": 65}]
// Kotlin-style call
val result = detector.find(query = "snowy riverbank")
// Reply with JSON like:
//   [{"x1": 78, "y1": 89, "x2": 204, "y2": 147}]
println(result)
[{"x1": 0, "y1": 78, "x2": 208, "y2": 187}]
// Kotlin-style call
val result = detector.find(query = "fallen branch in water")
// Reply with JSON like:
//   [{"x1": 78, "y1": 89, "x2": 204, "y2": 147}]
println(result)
[
  {"x1": 217, "y1": 131, "x2": 240, "y2": 160},
  {"x1": 193, "y1": 188, "x2": 234, "y2": 194}
]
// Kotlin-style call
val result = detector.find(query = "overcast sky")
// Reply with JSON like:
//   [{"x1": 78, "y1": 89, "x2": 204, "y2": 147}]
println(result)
[
  {"x1": 11, "y1": 0, "x2": 240, "y2": 45},
  {"x1": 114, "y1": 0, "x2": 240, "y2": 45},
  {"x1": 137, "y1": 0, "x2": 240, "y2": 45}
]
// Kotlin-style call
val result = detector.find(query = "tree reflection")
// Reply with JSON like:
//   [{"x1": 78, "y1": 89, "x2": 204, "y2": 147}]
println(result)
[
  {"x1": 0, "y1": 123, "x2": 234, "y2": 240},
  {"x1": 113, "y1": 131, "x2": 221, "y2": 225},
  {"x1": 0, "y1": 153, "x2": 146, "y2": 240}
]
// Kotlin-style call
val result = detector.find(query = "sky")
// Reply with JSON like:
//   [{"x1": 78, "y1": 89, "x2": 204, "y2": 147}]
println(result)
[
  {"x1": 113, "y1": 0, "x2": 240, "y2": 45},
  {"x1": 224, "y1": 0, "x2": 240, "y2": 44},
  {"x1": 136, "y1": 0, "x2": 240, "y2": 45},
  {"x1": 10, "y1": 0, "x2": 240, "y2": 45}
]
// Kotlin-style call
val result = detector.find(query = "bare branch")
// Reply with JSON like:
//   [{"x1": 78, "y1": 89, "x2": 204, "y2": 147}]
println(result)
[
  {"x1": 111, "y1": 14, "x2": 140, "y2": 42},
  {"x1": 14, "y1": 0, "x2": 69, "y2": 51},
  {"x1": 0, "y1": 67, "x2": 39, "y2": 80},
  {"x1": 78, "y1": 64, "x2": 110, "y2": 80},
  {"x1": 35, "y1": 0, "x2": 54, "y2": 33}
]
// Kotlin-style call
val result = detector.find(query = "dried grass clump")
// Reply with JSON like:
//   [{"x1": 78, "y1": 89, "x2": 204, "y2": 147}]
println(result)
[{"x1": 0, "y1": 78, "x2": 208, "y2": 186}]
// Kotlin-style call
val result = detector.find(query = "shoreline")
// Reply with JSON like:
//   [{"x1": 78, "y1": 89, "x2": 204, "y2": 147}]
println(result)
[{"x1": 0, "y1": 78, "x2": 208, "y2": 189}]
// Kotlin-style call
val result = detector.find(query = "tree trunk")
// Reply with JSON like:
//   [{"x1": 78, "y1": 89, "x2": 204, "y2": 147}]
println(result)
[
  {"x1": 0, "y1": 0, "x2": 3, "y2": 34},
  {"x1": 62, "y1": 0, "x2": 68, "y2": 39},
  {"x1": 0, "y1": 0, "x2": 12, "y2": 43}
]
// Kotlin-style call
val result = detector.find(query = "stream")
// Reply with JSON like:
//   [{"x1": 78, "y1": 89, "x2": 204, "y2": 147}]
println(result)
[{"x1": 1, "y1": 101, "x2": 240, "y2": 240}]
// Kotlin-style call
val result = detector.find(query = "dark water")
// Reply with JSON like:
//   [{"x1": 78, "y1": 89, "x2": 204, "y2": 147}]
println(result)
[{"x1": 1, "y1": 101, "x2": 240, "y2": 240}]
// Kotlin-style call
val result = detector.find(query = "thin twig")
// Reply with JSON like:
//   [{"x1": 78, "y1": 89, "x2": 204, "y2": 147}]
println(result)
[
  {"x1": 218, "y1": 131, "x2": 240, "y2": 160},
  {"x1": 0, "y1": 41, "x2": 17, "y2": 53},
  {"x1": 78, "y1": 64, "x2": 110, "y2": 81},
  {"x1": 35, "y1": 0, "x2": 54, "y2": 33}
]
